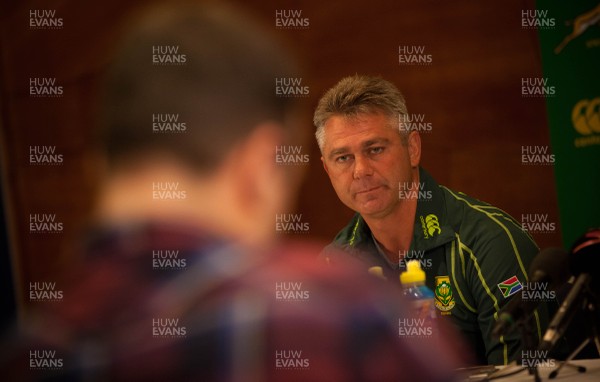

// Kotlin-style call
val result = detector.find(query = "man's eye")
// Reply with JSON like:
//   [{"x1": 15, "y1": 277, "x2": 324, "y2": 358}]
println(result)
[
  {"x1": 370, "y1": 147, "x2": 384, "y2": 154},
  {"x1": 336, "y1": 155, "x2": 350, "y2": 163}
]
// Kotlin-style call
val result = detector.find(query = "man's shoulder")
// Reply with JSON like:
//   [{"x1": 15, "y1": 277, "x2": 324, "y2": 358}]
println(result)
[
  {"x1": 439, "y1": 185, "x2": 536, "y2": 254},
  {"x1": 329, "y1": 213, "x2": 364, "y2": 246},
  {"x1": 319, "y1": 213, "x2": 379, "y2": 267},
  {"x1": 440, "y1": 186, "x2": 521, "y2": 231}
]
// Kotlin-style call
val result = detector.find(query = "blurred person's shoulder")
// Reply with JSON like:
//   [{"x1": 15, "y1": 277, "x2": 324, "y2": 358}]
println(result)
[{"x1": 247, "y1": 240, "x2": 402, "y2": 304}]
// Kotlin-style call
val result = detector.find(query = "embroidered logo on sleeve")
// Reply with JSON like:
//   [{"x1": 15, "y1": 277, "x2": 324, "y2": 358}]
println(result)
[{"x1": 497, "y1": 276, "x2": 523, "y2": 298}]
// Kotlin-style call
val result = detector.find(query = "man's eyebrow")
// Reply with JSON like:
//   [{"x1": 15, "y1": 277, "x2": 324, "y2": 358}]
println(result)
[
  {"x1": 362, "y1": 138, "x2": 390, "y2": 148},
  {"x1": 326, "y1": 138, "x2": 392, "y2": 160},
  {"x1": 327, "y1": 146, "x2": 349, "y2": 160}
]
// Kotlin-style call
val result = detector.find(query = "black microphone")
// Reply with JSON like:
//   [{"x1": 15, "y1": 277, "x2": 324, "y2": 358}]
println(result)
[
  {"x1": 538, "y1": 273, "x2": 590, "y2": 352},
  {"x1": 492, "y1": 248, "x2": 569, "y2": 338},
  {"x1": 538, "y1": 228, "x2": 600, "y2": 352}
]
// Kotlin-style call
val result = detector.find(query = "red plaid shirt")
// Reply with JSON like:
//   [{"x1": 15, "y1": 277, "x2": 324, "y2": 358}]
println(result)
[{"x1": 3, "y1": 222, "x2": 462, "y2": 381}]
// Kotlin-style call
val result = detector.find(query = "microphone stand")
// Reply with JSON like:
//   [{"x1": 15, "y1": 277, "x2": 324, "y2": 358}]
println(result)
[
  {"x1": 518, "y1": 316, "x2": 541, "y2": 382},
  {"x1": 548, "y1": 287, "x2": 598, "y2": 379}
]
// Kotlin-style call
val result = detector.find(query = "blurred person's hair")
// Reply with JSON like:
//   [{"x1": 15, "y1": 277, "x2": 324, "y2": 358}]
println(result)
[
  {"x1": 100, "y1": 2, "x2": 300, "y2": 171},
  {"x1": 313, "y1": 75, "x2": 409, "y2": 151}
]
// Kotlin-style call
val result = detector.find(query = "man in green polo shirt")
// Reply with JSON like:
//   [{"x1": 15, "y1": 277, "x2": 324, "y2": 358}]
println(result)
[{"x1": 314, "y1": 75, "x2": 550, "y2": 365}]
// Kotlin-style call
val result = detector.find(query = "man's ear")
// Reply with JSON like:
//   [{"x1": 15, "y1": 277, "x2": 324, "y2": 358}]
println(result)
[
  {"x1": 407, "y1": 131, "x2": 421, "y2": 168},
  {"x1": 321, "y1": 156, "x2": 330, "y2": 175}
]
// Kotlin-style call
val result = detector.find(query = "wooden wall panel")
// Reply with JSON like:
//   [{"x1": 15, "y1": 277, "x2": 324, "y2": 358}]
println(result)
[{"x1": 0, "y1": 0, "x2": 561, "y2": 316}]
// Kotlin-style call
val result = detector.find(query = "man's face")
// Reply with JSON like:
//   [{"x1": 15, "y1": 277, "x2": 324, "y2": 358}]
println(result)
[{"x1": 321, "y1": 112, "x2": 420, "y2": 219}]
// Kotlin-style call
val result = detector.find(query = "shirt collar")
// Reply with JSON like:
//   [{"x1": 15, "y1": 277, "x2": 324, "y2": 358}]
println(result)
[
  {"x1": 346, "y1": 167, "x2": 455, "y2": 255},
  {"x1": 410, "y1": 168, "x2": 455, "y2": 252}
]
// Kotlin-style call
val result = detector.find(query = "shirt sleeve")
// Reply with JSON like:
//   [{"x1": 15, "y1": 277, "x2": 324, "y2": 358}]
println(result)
[{"x1": 463, "y1": 216, "x2": 546, "y2": 365}]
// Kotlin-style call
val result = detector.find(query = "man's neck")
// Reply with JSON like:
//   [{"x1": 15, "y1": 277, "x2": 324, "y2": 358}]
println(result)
[
  {"x1": 362, "y1": 169, "x2": 421, "y2": 264},
  {"x1": 363, "y1": 198, "x2": 417, "y2": 264},
  {"x1": 93, "y1": 159, "x2": 268, "y2": 249}
]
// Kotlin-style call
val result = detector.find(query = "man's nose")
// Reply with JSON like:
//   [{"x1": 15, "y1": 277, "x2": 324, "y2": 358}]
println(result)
[{"x1": 353, "y1": 155, "x2": 374, "y2": 179}]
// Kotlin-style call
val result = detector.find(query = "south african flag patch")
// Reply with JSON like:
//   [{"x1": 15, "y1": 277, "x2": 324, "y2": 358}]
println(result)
[{"x1": 497, "y1": 276, "x2": 522, "y2": 298}]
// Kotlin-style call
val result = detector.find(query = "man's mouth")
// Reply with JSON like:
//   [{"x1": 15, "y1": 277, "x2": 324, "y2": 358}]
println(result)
[{"x1": 356, "y1": 185, "x2": 383, "y2": 195}]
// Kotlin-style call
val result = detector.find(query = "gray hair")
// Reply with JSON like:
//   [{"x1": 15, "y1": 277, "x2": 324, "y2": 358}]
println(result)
[{"x1": 313, "y1": 75, "x2": 409, "y2": 152}]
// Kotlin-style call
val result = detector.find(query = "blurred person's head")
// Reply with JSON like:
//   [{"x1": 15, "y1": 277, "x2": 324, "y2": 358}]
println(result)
[
  {"x1": 314, "y1": 75, "x2": 421, "y2": 219},
  {"x1": 95, "y1": 2, "x2": 305, "y2": 248}
]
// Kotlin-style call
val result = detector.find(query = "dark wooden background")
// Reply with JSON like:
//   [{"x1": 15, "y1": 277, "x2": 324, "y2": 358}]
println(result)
[{"x1": 0, "y1": 0, "x2": 561, "y2": 318}]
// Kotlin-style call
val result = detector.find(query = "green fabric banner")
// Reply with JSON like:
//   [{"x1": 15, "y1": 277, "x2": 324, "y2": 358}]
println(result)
[{"x1": 536, "y1": 0, "x2": 600, "y2": 247}]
